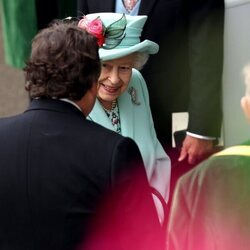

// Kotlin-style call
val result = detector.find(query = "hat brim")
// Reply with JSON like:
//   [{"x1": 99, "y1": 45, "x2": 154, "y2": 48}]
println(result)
[{"x1": 99, "y1": 40, "x2": 159, "y2": 61}]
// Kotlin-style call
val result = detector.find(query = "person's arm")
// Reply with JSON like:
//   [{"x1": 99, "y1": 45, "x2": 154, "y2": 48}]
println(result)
[
  {"x1": 136, "y1": 70, "x2": 171, "y2": 202},
  {"x1": 179, "y1": 0, "x2": 224, "y2": 164},
  {"x1": 111, "y1": 137, "x2": 165, "y2": 250},
  {"x1": 84, "y1": 137, "x2": 165, "y2": 250}
]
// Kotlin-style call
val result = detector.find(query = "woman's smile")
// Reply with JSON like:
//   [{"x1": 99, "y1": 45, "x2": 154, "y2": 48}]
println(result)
[
  {"x1": 97, "y1": 54, "x2": 135, "y2": 108},
  {"x1": 99, "y1": 82, "x2": 121, "y2": 94}
]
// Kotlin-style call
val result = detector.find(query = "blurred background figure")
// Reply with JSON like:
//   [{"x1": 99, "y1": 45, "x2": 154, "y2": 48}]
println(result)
[
  {"x1": 0, "y1": 0, "x2": 36, "y2": 68},
  {"x1": 0, "y1": 0, "x2": 76, "y2": 69},
  {"x1": 166, "y1": 64, "x2": 250, "y2": 250},
  {"x1": 0, "y1": 0, "x2": 77, "y2": 116}
]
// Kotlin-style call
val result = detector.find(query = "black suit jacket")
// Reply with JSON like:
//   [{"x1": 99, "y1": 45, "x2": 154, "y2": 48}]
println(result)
[
  {"x1": 77, "y1": 0, "x2": 224, "y2": 145},
  {"x1": 0, "y1": 99, "x2": 163, "y2": 250}
]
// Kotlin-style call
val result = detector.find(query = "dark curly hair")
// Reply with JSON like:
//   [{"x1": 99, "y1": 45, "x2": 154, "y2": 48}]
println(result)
[{"x1": 24, "y1": 20, "x2": 101, "y2": 100}]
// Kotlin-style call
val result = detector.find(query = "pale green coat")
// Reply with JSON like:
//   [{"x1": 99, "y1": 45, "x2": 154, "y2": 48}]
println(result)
[{"x1": 88, "y1": 69, "x2": 171, "y2": 202}]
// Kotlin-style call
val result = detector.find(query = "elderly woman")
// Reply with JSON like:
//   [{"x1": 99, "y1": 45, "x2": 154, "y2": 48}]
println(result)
[{"x1": 78, "y1": 13, "x2": 171, "y2": 223}]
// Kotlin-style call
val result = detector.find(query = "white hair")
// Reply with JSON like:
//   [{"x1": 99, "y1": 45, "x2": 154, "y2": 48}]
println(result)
[
  {"x1": 133, "y1": 52, "x2": 149, "y2": 70},
  {"x1": 243, "y1": 64, "x2": 250, "y2": 97}
]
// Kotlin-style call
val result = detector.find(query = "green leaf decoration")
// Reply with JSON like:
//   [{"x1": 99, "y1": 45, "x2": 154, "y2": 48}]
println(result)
[
  {"x1": 105, "y1": 14, "x2": 127, "y2": 38},
  {"x1": 102, "y1": 14, "x2": 127, "y2": 49}
]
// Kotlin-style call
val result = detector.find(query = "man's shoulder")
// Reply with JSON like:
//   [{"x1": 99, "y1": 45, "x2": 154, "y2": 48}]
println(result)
[
  {"x1": 84, "y1": 118, "x2": 137, "y2": 148},
  {"x1": 0, "y1": 114, "x2": 22, "y2": 129}
]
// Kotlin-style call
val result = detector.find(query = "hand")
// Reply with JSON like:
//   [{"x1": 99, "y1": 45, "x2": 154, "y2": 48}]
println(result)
[{"x1": 178, "y1": 135, "x2": 214, "y2": 165}]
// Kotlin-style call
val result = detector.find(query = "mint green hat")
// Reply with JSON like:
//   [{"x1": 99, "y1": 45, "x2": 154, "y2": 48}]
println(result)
[{"x1": 78, "y1": 12, "x2": 159, "y2": 61}]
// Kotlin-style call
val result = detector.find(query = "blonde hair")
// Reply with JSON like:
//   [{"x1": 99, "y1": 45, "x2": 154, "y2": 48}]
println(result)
[{"x1": 243, "y1": 64, "x2": 250, "y2": 97}]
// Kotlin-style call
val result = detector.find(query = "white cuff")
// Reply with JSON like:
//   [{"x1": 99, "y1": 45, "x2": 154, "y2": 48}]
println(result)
[{"x1": 186, "y1": 131, "x2": 217, "y2": 140}]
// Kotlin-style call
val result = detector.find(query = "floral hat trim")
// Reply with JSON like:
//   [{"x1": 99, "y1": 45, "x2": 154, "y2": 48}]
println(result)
[{"x1": 78, "y1": 14, "x2": 127, "y2": 49}]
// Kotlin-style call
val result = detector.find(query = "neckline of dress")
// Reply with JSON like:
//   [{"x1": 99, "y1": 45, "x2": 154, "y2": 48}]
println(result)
[{"x1": 102, "y1": 100, "x2": 117, "y2": 113}]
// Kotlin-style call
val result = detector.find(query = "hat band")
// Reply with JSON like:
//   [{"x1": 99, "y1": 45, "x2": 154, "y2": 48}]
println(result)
[{"x1": 105, "y1": 37, "x2": 140, "y2": 48}]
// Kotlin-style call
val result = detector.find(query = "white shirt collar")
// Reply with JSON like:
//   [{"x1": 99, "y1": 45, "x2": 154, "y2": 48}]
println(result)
[{"x1": 60, "y1": 98, "x2": 82, "y2": 112}]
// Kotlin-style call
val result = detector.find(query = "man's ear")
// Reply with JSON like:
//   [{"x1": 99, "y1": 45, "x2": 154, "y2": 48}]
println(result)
[{"x1": 241, "y1": 96, "x2": 250, "y2": 122}]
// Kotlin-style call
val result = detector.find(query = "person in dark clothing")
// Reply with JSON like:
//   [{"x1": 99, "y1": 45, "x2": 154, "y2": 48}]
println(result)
[{"x1": 0, "y1": 20, "x2": 164, "y2": 250}]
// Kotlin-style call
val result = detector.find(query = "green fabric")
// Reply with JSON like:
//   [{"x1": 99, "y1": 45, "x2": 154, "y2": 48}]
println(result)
[
  {"x1": 167, "y1": 140, "x2": 250, "y2": 250},
  {"x1": 0, "y1": 0, "x2": 37, "y2": 68}
]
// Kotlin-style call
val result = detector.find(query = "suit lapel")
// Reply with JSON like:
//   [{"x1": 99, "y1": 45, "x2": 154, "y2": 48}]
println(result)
[
  {"x1": 27, "y1": 99, "x2": 85, "y2": 117},
  {"x1": 138, "y1": 0, "x2": 157, "y2": 16},
  {"x1": 88, "y1": 100, "x2": 116, "y2": 132},
  {"x1": 119, "y1": 89, "x2": 134, "y2": 139},
  {"x1": 88, "y1": 89, "x2": 135, "y2": 137}
]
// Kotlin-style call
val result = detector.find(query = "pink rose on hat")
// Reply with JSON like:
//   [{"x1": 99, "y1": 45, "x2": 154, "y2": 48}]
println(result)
[{"x1": 78, "y1": 16, "x2": 105, "y2": 47}]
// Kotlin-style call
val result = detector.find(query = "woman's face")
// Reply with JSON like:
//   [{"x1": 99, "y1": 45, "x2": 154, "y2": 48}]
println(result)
[{"x1": 97, "y1": 54, "x2": 136, "y2": 108}]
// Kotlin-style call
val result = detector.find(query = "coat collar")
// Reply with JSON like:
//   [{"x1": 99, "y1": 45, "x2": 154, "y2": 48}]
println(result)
[
  {"x1": 26, "y1": 99, "x2": 85, "y2": 118},
  {"x1": 88, "y1": 100, "x2": 115, "y2": 131},
  {"x1": 88, "y1": 89, "x2": 134, "y2": 138},
  {"x1": 119, "y1": 88, "x2": 134, "y2": 138}
]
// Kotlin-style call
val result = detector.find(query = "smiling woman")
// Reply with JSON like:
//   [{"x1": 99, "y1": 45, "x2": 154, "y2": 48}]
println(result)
[
  {"x1": 97, "y1": 54, "x2": 135, "y2": 110},
  {"x1": 78, "y1": 12, "x2": 171, "y2": 225}
]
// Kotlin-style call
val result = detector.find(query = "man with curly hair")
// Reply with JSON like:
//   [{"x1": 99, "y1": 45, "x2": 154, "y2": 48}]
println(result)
[{"x1": 0, "y1": 21, "x2": 164, "y2": 250}]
